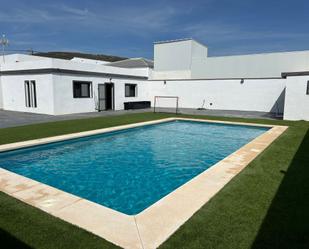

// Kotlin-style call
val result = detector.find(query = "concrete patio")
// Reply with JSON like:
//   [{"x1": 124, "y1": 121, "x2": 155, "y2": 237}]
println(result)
[{"x1": 0, "y1": 108, "x2": 282, "y2": 129}]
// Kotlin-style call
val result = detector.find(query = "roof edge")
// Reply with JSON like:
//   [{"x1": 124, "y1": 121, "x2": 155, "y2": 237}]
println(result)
[
  {"x1": 0, "y1": 68, "x2": 148, "y2": 79},
  {"x1": 282, "y1": 71, "x2": 309, "y2": 78},
  {"x1": 154, "y1": 38, "x2": 193, "y2": 44},
  {"x1": 154, "y1": 38, "x2": 208, "y2": 49}
]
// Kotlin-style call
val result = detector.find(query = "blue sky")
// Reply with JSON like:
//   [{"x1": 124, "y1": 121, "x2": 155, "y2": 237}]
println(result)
[{"x1": 1, "y1": 0, "x2": 309, "y2": 59}]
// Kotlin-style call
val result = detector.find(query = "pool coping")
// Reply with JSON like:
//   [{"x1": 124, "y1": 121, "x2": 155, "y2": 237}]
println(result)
[{"x1": 0, "y1": 117, "x2": 288, "y2": 249}]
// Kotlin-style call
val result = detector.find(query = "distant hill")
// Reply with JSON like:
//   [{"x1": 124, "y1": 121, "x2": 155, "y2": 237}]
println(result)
[{"x1": 34, "y1": 51, "x2": 127, "y2": 62}]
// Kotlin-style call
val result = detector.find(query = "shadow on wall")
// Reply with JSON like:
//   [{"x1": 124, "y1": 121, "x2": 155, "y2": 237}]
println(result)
[
  {"x1": 270, "y1": 88, "x2": 286, "y2": 115},
  {"x1": 0, "y1": 228, "x2": 33, "y2": 249},
  {"x1": 251, "y1": 128, "x2": 309, "y2": 249}
]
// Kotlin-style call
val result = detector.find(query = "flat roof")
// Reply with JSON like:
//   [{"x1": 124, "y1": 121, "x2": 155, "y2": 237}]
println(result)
[
  {"x1": 34, "y1": 51, "x2": 127, "y2": 62},
  {"x1": 107, "y1": 58, "x2": 154, "y2": 68},
  {"x1": 153, "y1": 38, "x2": 193, "y2": 44},
  {"x1": 154, "y1": 38, "x2": 208, "y2": 49}
]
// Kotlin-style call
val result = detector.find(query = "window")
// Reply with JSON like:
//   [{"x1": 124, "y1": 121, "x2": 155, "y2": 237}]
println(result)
[
  {"x1": 307, "y1": 81, "x2": 309, "y2": 95},
  {"x1": 73, "y1": 81, "x2": 92, "y2": 98},
  {"x1": 125, "y1": 84, "x2": 137, "y2": 97},
  {"x1": 24, "y1": 80, "x2": 37, "y2": 108}
]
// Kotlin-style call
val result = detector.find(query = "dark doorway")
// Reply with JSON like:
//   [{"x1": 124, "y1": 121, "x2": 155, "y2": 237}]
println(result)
[
  {"x1": 98, "y1": 83, "x2": 114, "y2": 111},
  {"x1": 105, "y1": 83, "x2": 114, "y2": 110}
]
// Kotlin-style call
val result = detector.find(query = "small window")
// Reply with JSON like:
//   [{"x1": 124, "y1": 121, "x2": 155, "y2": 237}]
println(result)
[
  {"x1": 25, "y1": 81, "x2": 30, "y2": 107},
  {"x1": 125, "y1": 84, "x2": 137, "y2": 97},
  {"x1": 24, "y1": 80, "x2": 37, "y2": 108},
  {"x1": 307, "y1": 81, "x2": 309, "y2": 95},
  {"x1": 73, "y1": 81, "x2": 92, "y2": 98}
]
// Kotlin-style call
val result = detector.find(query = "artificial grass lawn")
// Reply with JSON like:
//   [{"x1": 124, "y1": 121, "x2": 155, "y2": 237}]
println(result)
[
  {"x1": 0, "y1": 112, "x2": 308, "y2": 249},
  {"x1": 0, "y1": 191, "x2": 120, "y2": 249}
]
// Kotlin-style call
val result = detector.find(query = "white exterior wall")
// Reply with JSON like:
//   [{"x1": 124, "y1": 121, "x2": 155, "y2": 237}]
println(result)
[
  {"x1": 1, "y1": 74, "x2": 55, "y2": 114},
  {"x1": 151, "y1": 70, "x2": 191, "y2": 80},
  {"x1": 192, "y1": 51, "x2": 309, "y2": 79},
  {"x1": 152, "y1": 40, "x2": 208, "y2": 80},
  {"x1": 0, "y1": 54, "x2": 151, "y2": 115},
  {"x1": 154, "y1": 40, "x2": 192, "y2": 71},
  {"x1": 53, "y1": 74, "x2": 96, "y2": 115},
  {"x1": 113, "y1": 79, "x2": 150, "y2": 111},
  {"x1": 0, "y1": 76, "x2": 3, "y2": 109},
  {"x1": 53, "y1": 74, "x2": 150, "y2": 115},
  {"x1": 149, "y1": 79, "x2": 286, "y2": 113},
  {"x1": 0, "y1": 72, "x2": 150, "y2": 115},
  {"x1": 284, "y1": 76, "x2": 309, "y2": 120},
  {"x1": 152, "y1": 40, "x2": 309, "y2": 80}
]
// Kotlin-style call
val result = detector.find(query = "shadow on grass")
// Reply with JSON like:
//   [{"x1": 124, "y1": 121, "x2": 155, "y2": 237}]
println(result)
[
  {"x1": 252, "y1": 129, "x2": 309, "y2": 249},
  {"x1": 0, "y1": 228, "x2": 33, "y2": 249}
]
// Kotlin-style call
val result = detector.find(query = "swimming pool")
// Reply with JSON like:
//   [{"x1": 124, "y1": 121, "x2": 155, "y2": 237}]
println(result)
[{"x1": 0, "y1": 120, "x2": 268, "y2": 215}]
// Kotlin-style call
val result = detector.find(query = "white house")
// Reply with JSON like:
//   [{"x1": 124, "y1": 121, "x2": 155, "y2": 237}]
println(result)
[
  {"x1": 0, "y1": 39, "x2": 309, "y2": 120},
  {"x1": 0, "y1": 54, "x2": 151, "y2": 115}
]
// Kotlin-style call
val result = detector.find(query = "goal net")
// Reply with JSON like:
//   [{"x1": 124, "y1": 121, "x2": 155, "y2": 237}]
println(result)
[{"x1": 153, "y1": 96, "x2": 179, "y2": 114}]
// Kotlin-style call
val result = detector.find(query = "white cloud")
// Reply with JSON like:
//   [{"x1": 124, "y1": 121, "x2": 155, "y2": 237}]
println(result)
[
  {"x1": 182, "y1": 22, "x2": 309, "y2": 42},
  {"x1": 0, "y1": 3, "x2": 185, "y2": 33}
]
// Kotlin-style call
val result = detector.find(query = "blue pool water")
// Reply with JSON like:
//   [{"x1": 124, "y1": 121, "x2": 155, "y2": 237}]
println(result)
[{"x1": 0, "y1": 120, "x2": 268, "y2": 215}]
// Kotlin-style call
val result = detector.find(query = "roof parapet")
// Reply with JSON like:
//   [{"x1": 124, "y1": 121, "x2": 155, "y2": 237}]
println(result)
[
  {"x1": 282, "y1": 71, "x2": 309, "y2": 78},
  {"x1": 154, "y1": 38, "x2": 194, "y2": 44}
]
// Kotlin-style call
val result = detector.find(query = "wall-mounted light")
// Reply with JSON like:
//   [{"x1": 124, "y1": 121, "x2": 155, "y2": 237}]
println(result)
[
  {"x1": 240, "y1": 79, "x2": 244, "y2": 84},
  {"x1": 109, "y1": 78, "x2": 112, "y2": 82},
  {"x1": 164, "y1": 80, "x2": 166, "y2": 85}
]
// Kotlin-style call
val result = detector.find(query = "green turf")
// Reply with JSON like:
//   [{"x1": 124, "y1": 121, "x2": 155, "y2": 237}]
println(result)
[
  {"x1": 0, "y1": 112, "x2": 172, "y2": 145},
  {"x1": 0, "y1": 112, "x2": 308, "y2": 249},
  {"x1": 0, "y1": 191, "x2": 120, "y2": 249}
]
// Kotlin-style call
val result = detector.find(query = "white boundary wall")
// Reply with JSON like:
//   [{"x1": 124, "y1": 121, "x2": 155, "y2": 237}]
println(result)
[
  {"x1": 0, "y1": 76, "x2": 3, "y2": 109},
  {"x1": 284, "y1": 75, "x2": 309, "y2": 120},
  {"x1": 148, "y1": 79, "x2": 287, "y2": 113}
]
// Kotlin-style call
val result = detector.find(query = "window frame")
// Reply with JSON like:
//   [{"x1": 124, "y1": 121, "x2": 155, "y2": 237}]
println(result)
[
  {"x1": 73, "y1": 81, "x2": 92, "y2": 98},
  {"x1": 125, "y1": 83, "x2": 137, "y2": 97},
  {"x1": 30, "y1": 80, "x2": 37, "y2": 108},
  {"x1": 24, "y1": 80, "x2": 37, "y2": 108},
  {"x1": 24, "y1": 81, "x2": 30, "y2": 107}
]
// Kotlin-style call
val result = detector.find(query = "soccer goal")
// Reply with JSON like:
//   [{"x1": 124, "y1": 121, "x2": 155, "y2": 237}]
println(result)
[{"x1": 153, "y1": 96, "x2": 179, "y2": 114}]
